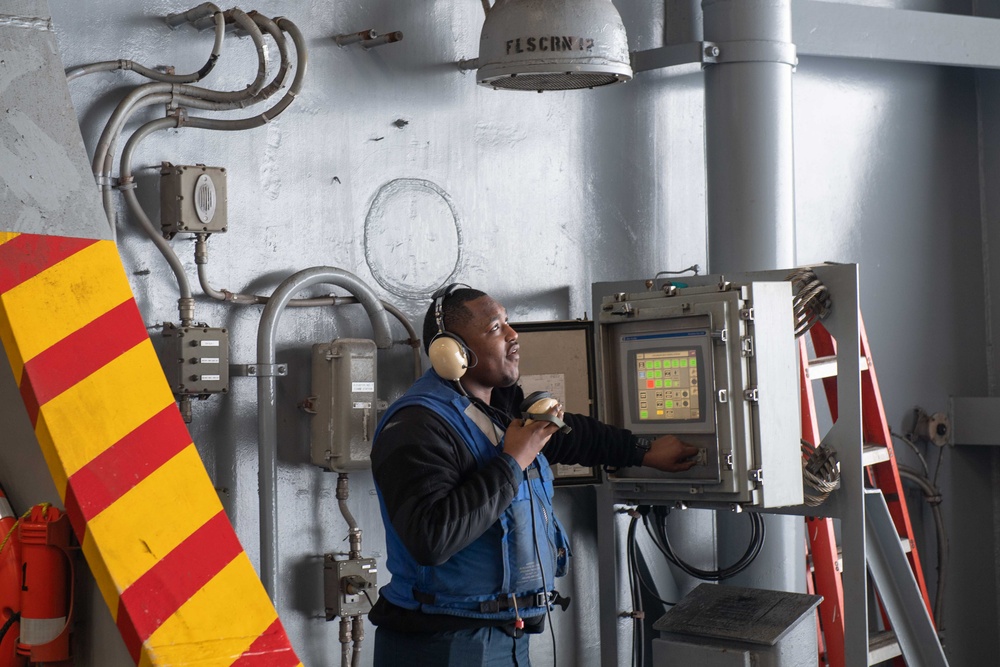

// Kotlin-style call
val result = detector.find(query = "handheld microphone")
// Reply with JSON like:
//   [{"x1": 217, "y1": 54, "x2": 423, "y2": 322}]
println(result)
[{"x1": 519, "y1": 391, "x2": 572, "y2": 434}]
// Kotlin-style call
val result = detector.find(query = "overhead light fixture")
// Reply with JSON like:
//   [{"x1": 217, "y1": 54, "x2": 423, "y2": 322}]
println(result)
[{"x1": 477, "y1": 0, "x2": 632, "y2": 92}]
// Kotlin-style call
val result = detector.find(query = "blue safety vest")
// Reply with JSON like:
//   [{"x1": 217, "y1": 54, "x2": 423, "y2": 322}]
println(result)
[{"x1": 373, "y1": 370, "x2": 570, "y2": 620}]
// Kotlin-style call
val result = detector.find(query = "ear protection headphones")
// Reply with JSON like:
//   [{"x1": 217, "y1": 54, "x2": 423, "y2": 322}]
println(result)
[
  {"x1": 428, "y1": 283, "x2": 478, "y2": 381},
  {"x1": 519, "y1": 391, "x2": 572, "y2": 434}
]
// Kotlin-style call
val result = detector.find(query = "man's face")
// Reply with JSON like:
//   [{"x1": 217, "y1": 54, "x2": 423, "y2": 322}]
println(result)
[{"x1": 450, "y1": 295, "x2": 519, "y2": 392}]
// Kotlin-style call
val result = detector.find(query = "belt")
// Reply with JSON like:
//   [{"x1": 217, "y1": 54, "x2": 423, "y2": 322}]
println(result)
[
  {"x1": 413, "y1": 589, "x2": 571, "y2": 614},
  {"x1": 479, "y1": 591, "x2": 552, "y2": 614}
]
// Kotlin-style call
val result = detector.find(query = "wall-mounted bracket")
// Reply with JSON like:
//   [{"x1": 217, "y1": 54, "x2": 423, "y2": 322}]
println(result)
[
  {"x1": 231, "y1": 363, "x2": 287, "y2": 377},
  {"x1": 334, "y1": 29, "x2": 403, "y2": 50}
]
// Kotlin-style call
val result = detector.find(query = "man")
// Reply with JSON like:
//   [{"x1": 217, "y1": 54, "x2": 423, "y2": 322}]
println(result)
[{"x1": 370, "y1": 286, "x2": 698, "y2": 666}]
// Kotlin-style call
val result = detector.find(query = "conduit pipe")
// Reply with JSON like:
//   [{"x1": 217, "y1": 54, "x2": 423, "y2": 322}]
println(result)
[
  {"x1": 183, "y1": 17, "x2": 306, "y2": 132},
  {"x1": 94, "y1": 9, "x2": 297, "y2": 230},
  {"x1": 898, "y1": 465, "x2": 948, "y2": 630},
  {"x1": 91, "y1": 8, "x2": 277, "y2": 230},
  {"x1": 257, "y1": 268, "x2": 392, "y2": 600},
  {"x1": 66, "y1": 7, "x2": 225, "y2": 82},
  {"x1": 164, "y1": 1, "x2": 221, "y2": 28},
  {"x1": 702, "y1": 0, "x2": 804, "y2": 595},
  {"x1": 109, "y1": 13, "x2": 303, "y2": 322},
  {"x1": 119, "y1": 116, "x2": 195, "y2": 324},
  {"x1": 195, "y1": 235, "x2": 423, "y2": 376}
]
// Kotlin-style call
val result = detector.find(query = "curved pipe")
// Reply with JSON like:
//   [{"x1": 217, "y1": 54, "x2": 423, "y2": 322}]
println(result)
[
  {"x1": 256, "y1": 268, "x2": 392, "y2": 600},
  {"x1": 119, "y1": 117, "x2": 194, "y2": 315},
  {"x1": 229, "y1": 8, "x2": 269, "y2": 96},
  {"x1": 66, "y1": 10, "x2": 224, "y2": 83},
  {"x1": 184, "y1": 17, "x2": 307, "y2": 132},
  {"x1": 94, "y1": 14, "x2": 298, "y2": 230},
  {"x1": 196, "y1": 237, "x2": 422, "y2": 377},
  {"x1": 92, "y1": 12, "x2": 266, "y2": 172},
  {"x1": 92, "y1": 9, "x2": 272, "y2": 215},
  {"x1": 898, "y1": 465, "x2": 948, "y2": 629},
  {"x1": 165, "y1": 2, "x2": 220, "y2": 28}
]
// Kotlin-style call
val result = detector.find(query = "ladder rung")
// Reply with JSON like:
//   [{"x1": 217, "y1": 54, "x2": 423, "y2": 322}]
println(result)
[
  {"x1": 805, "y1": 354, "x2": 870, "y2": 380},
  {"x1": 862, "y1": 444, "x2": 890, "y2": 467},
  {"x1": 869, "y1": 630, "x2": 902, "y2": 664}
]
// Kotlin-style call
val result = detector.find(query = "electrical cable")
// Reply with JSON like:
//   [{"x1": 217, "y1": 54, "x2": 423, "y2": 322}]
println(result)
[
  {"x1": 526, "y1": 464, "x2": 556, "y2": 667},
  {"x1": 647, "y1": 505, "x2": 765, "y2": 581},
  {"x1": 932, "y1": 440, "x2": 946, "y2": 489},
  {"x1": 652, "y1": 265, "x2": 700, "y2": 290},
  {"x1": 898, "y1": 464, "x2": 948, "y2": 631},
  {"x1": 890, "y1": 430, "x2": 930, "y2": 478},
  {"x1": 631, "y1": 514, "x2": 677, "y2": 607},
  {"x1": 653, "y1": 265, "x2": 700, "y2": 279},
  {"x1": 785, "y1": 267, "x2": 832, "y2": 337},
  {"x1": 625, "y1": 515, "x2": 643, "y2": 667},
  {"x1": 801, "y1": 439, "x2": 841, "y2": 506}
]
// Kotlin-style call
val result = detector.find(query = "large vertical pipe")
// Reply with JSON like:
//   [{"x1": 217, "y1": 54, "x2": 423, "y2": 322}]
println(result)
[
  {"x1": 257, "y1": 268, "x2": 393, "y2": 601},
  {"x1": 703, "y1": 0, "x2": 804, "y2": 593},
  {"x1": 703, "y1": 0, "x2": 795, "y2": 273}
]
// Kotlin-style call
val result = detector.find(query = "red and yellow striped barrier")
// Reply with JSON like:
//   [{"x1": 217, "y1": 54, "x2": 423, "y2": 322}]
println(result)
[{"x1": 0, "y1": 232, "x2": 302, "y2": 666}]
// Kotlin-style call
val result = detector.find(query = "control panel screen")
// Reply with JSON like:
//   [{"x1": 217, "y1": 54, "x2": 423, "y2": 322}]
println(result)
[
  {"x1": 616, "y1": 328, "x2": 715, "y2": 435},
  {"x1": 632, "y1": 348, "x2": 701, "y2": 422}
]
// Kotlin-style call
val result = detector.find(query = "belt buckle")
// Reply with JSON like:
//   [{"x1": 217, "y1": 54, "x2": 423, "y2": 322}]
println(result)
[{"x1": 533, "y1": 592, "x2": 549, "y2": 607}]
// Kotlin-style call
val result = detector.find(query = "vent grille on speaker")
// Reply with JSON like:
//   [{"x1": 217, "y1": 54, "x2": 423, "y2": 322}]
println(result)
[{"x1": 194, "y1": 173, "x2": 217, "y2": 223}]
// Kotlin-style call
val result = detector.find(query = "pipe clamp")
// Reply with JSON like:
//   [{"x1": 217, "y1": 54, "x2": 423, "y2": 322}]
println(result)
[
  {"x1": 710, "y1": 40, "x2": 798, "y2": 67},
  {"x1": 232, "y1": 363, "x2": 288, "y2": 377}
]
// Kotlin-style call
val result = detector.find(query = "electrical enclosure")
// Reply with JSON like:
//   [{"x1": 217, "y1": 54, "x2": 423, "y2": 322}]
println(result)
[
  {"x1": 597, "y1": 281, "x2": 801, "y2": 508},
  {"x1": 310, "y1": 339, "x2": 377, "y2": 471},
  {"x1": 324, "y1": 556, "x2": 377, "y2": 620},
  {"x1": 160, "y1": 324, "x2": 230, "y2": 396},
  {"x1": 160, "y1": 163, "x2": 228, "y2": 236}
]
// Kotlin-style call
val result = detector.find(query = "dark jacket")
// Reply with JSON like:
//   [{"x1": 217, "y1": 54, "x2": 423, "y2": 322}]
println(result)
[{"x1": 370, "y1": 370, "x2": 644, "y2": 631}]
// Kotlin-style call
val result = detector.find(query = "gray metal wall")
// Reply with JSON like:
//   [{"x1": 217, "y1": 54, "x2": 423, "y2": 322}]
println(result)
[{"x1": 0, "y1": 0, "x2": 992, "y2": 664}]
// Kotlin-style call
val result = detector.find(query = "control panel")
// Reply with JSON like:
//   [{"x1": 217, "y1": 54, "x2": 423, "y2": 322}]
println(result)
[{"x1": 597, "y1": 280, "x2": 801, "y2": 508}]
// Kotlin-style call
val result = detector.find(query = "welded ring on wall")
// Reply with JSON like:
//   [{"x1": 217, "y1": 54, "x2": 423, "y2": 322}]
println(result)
[{"x1": 364, "y1": 178, "x2": 464, "y2": 300}]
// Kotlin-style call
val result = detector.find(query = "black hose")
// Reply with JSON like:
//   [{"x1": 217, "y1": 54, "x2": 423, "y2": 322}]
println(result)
[
  {"x1": 647, "y1": 506, "x2": 765, "y2": 581},
  {"x1": 0, "y1": 611, "x2": 19, "y2": 646},
  {"x1": 626, "y1": 516, "x2": 643, "y2": 667}
]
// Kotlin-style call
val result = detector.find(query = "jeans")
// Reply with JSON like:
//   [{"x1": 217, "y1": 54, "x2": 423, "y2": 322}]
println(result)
[{"x1": 373, "y1": 625, "x2": 531, "y2": 667}]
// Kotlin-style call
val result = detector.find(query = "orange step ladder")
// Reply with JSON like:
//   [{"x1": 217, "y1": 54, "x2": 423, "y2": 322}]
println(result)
[{"x1": 800, "y1": 316, "x2": 940, "y2": 666}]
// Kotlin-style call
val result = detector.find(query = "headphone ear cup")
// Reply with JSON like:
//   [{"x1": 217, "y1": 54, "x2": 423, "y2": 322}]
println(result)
[
  {"x1": 520, "y1": 391, "x2": 555, "y2": 414},
  {"x1": 429, "y1": 334, "x2": 470, "y2": 381}
]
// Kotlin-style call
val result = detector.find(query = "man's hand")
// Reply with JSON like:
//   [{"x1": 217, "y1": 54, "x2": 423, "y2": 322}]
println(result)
[
  {"x1": 641, "y1": 435, "x2": 699, "y2": 472},
  {"x1": 503, "y1": 404, "x2": 563, "y2": 470}
]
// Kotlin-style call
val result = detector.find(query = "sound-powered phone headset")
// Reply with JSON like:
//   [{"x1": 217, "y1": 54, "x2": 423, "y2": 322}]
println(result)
[
  {"x1": 428, "y1": 283, "x2": 478, "y2": 381},
  {"x1": 428, "y1": 285, "x2": 571, "y2": 433}
]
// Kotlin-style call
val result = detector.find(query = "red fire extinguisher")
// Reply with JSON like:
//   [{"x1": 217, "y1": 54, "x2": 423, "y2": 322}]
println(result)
[
  {"x1": 16, "y1": 505, "x2": 72, "y2": 666},
  {"x1": 0, "y1": 488, "x2": 25, "y2": 667}
]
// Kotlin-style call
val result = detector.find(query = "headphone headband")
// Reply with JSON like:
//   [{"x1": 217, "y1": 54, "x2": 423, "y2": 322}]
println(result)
[{"x1": 433, "y1": 282, "x2": 471, "y2": 336}]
